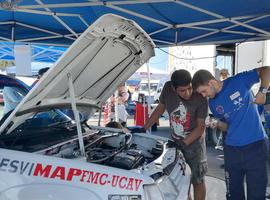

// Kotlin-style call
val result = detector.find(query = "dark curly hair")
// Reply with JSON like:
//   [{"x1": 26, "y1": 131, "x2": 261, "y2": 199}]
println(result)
[{"x1": 171, "y1": 69, "x2": 191, "y2": 88}]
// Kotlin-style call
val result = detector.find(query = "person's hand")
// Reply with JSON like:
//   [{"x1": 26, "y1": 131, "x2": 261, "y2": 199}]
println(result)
[
  {"x1": 172, "y1": 135, "x2": 187, "y2": 151},
  {"x1": 253, "y1": 91, "x2": 266, "y2": 105},
  {"x1": 178, "y1": 139, "x2": 187, "y2": 151},
  {"x1": 205, "y1": 117, "x2": 218, "y2": 129}
]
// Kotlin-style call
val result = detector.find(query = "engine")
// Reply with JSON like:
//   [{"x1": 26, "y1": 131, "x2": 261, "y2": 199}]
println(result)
[
  {"x1": 41, "y1": 129, "x2": 164, "y2": 170},
  {"x1": 88, "y1": 149, "x2": 145, "y2": 170}
]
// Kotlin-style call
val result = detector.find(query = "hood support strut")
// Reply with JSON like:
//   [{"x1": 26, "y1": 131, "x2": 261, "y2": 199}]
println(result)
[{"x1": 68, "y1": 73, "x2": 85, "y2": 157}]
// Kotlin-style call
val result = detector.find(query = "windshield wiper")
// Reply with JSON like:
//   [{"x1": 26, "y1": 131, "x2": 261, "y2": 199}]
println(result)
[{"x1": 48, "y1": 120, "x2": 73, "y2": 127}]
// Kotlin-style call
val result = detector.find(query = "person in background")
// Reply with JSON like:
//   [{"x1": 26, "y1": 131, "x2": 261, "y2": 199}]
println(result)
[
  {"x1": 115, "y1": 83, "x2": 129, "y2": 127},
  {"x1": 220, "y1": 68, "x2": 230, "y2": 81},
  {"x1": 144, "y1": 69, "x2": 208, "y2": 200},
  {"x1": 192, "y1": 66, "x2": 270, "y2": 200},
  {"x1": 31, "y1": 67, "x2": 50, "y2": 88}
]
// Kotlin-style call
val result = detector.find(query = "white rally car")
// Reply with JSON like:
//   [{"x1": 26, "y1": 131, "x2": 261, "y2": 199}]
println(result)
[{"x1": 0, "y1": 14, "x2": 191, "y2": 200}]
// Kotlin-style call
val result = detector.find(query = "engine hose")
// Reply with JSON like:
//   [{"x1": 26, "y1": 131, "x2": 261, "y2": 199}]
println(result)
[{"x1": 87, "y1": 133, "x2": 132, "y2": 163}]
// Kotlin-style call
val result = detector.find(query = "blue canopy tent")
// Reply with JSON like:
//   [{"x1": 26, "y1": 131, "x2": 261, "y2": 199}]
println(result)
[
  {"x1": 0, "y1": 0, "x2": 269, "y2": 47},
  {"x1": 0, "y1": 42, "x2": 65, "y2": 62}
]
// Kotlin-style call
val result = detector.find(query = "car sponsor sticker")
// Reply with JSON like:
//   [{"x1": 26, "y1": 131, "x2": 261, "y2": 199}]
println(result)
[{"x1": 0, "y1": 157, "x2": 143, "y2": 191}]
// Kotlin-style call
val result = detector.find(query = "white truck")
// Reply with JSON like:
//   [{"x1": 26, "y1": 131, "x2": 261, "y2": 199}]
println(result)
[{"x1": 235, "y1": 40, "x2": 270, "y2": 92}]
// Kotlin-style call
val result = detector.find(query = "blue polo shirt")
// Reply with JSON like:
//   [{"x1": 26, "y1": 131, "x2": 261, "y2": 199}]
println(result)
[{"x1": 209, "y1": 69, "x2": 267, "y2": 146}]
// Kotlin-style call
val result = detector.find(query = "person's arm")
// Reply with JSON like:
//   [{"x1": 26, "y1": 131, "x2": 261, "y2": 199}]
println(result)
[
  {"x1": 254, "y1": 66, "x2": 270, "y2": 104},
  {"x1": 183, "y1": 118, "x2": 205, "y2": 145},
  {"x1": 144, "y1": 103, "x2": 165, "y2": 130}
]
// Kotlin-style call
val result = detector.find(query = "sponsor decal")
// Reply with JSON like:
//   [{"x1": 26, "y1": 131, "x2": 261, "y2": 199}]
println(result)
[
  {"x1": 216, "y1": 105, "x2": 224, "y2": 115},
  {"x1": 233, "y1": 97, "x2": 243, "y2": 107},
  {"x1": 0, "y1": 157, "x2": 143, "y2": 191},
  {"x1": 230, "y1": 91, "x2": 240, "y2": 101},
  {"x1": 224, "y1": 113, "x2": 230, "y2": 120}
]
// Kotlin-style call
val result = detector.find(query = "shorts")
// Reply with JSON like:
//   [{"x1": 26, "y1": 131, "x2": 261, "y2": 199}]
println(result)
[{"x1": 181, "y1": 139, "x2": 208, "y2": 184}]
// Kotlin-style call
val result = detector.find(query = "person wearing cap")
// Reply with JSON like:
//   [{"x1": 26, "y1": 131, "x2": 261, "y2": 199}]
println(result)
[
  {"x1": 192, "y1": 66, "x2": 270, "y2": 200},
  {"x1": 144, "y1": 69, "x2": 208, "y2": 200}
]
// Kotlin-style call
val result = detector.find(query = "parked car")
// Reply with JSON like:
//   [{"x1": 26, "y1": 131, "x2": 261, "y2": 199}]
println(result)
[
  {"x1": 0, "y1": 74, "x2": 29, "y2": 122},
  {"x1": 0, "y1": 89, "x2": 3, "y2": 104},
  {"x1": 0, "y1": 14, "x2": 191, "y2": 200}
]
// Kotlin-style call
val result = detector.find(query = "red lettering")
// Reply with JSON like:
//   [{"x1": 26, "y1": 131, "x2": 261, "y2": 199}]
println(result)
[
  {"x1": 111, "y1": 175, "x2": 120, "y2": 187},
  {"x1": 99, "y1": 173, "x2": 108, "y2": 185},
  {"x1": 33, "y1": 163, "x2": 52, "y2": 178},
  {"x1": 119, "y1": 176, "x2": 127, "y2": 189},
  {"x1": 80, "y1": 170, "x2": 89, "y2": 182},
  {"x1": 50, "y1": 166, "x2": 65, "y2": 180},
  {"x1": 87, "y1": 171, "x2": 100, "y2": 184},
  {"x1": 134, "y1": 179, "x2": 143, "y2": 191},
  {"x1": 32, "y1": 163, "x2": 141, "y2": 191},
  {"x1": 66, "y1": 168, "x2": 82, "y2": 181},
  {"x1": 126, "y1": 178, "x2": 134, "y2": 190}
]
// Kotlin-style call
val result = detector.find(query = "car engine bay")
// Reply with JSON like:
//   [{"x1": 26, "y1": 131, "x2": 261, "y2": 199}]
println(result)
[{"x1": 39, "y1": 127, "x2": 165, "y2": 170}]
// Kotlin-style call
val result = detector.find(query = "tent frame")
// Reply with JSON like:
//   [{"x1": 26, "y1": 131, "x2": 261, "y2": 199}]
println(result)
[{"x1": 0, "y1": 0, "x2": 269, "y2": 46}]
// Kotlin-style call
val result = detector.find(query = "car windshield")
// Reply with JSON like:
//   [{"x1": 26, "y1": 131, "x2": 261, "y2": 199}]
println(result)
[
  {"x1": 32, "y1": 109, "x2": 72, "y2": 125},
  {"x1": 0, "y1": 108, "x2": 81, "y2": 152},
  {"x1": 0, "y1": 75, "x2": 29, "y2": 120},
  {"x1": 0, "y1": 75, "x2": 99, "y2": 152}
]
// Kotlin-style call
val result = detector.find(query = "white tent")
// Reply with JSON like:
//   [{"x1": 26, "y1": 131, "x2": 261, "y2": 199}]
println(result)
[{"x1": 131, "y1": 64, "x2": 169, "y2": 80}]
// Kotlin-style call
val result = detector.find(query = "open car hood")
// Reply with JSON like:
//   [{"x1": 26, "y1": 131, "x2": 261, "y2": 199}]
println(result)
[{"x1": 1, "y1": 14, "x2": 155, "y2": 133}]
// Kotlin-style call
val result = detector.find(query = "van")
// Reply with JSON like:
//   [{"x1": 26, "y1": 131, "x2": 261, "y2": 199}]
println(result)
[{"x1": 133, "y1": 78, "x2": 168, "y2": 104}]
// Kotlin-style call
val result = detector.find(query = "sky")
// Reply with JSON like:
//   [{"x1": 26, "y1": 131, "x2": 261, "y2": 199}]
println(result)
[{"x1": 148, "y1": 48, "x2": 168, "y2": 72}]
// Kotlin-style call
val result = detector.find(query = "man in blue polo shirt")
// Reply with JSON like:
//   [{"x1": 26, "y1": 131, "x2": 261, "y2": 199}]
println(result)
[{"x1": 192, "y1": 66, "x2": 270, "y2": 200}]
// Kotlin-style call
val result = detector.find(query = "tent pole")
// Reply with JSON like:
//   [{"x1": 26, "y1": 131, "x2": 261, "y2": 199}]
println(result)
[
  {"x1": 114, "y1": 91, "x2": 119, "y2": 122},
  {"x1": 146, "y1": 62, "x2": 151, "y2": 134},
  {"x1": 98, "y1": 102, "x2": 103, "y2": 126}
]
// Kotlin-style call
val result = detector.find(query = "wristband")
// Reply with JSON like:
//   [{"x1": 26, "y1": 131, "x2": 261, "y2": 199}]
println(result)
[{"x1": 259, "y1": 86, "x2": 268, "y2": 94}]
